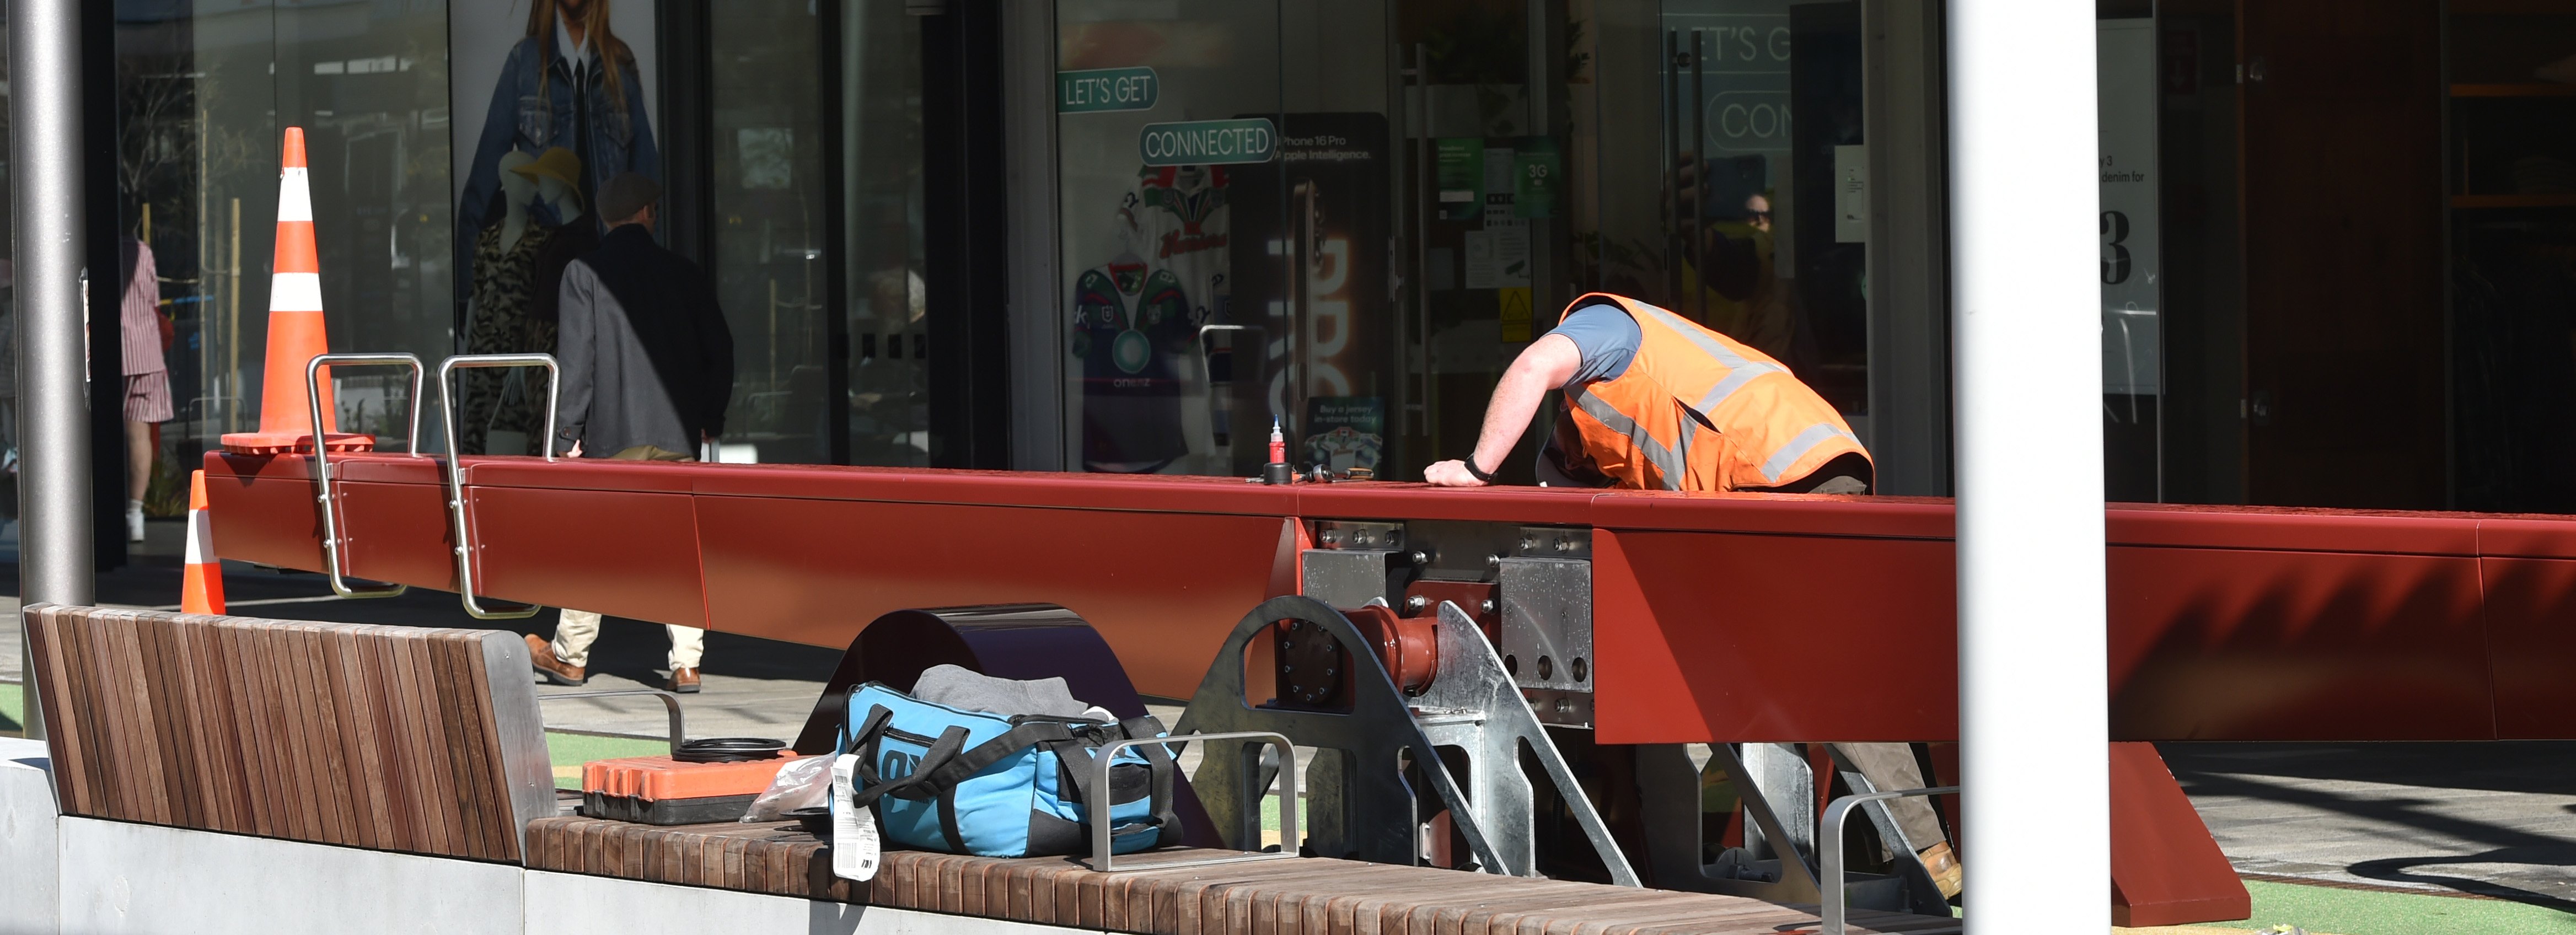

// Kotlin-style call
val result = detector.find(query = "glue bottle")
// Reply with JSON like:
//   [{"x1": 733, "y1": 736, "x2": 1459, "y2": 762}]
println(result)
[{"x1": 1262, "y1": 417, "x2": 1294, "y2": 485}]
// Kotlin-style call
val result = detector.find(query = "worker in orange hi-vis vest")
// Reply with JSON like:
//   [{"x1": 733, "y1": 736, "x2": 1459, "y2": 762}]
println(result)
[
  {"x1": 1422, "y1": 292, "x2": 1961, "y2": 898},
  {"x1": 1424, "y1": 292, "x2": 1871, "y2": 494}
]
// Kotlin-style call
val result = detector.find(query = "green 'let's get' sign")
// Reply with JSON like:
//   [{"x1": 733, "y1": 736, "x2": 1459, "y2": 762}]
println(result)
[{"x1": 1057, "y1": 67, "x2": 1158, "y2": 114}]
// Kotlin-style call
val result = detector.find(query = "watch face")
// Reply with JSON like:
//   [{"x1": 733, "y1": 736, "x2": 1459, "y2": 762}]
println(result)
[{"x1": 1112, "y1": 327, "x2": 1152, "y2": 374}]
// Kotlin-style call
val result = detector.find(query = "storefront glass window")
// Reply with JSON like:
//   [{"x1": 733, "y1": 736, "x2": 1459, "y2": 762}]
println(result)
[
  {"x1": 710, "y1": 0, "x2": 829, "y2": 465},
  {"x1": 844, "y1": 0, "x2": 929, "y2": 467},
  {"x1": 121, "y1": 0, "x2": 455, "y2": 495}
]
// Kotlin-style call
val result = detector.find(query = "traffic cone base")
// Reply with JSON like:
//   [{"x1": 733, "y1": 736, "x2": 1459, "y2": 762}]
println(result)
[
  {"x1": 221, "y1": 126, "x2": 375, "y2": 456},
  {"x1": 180, "y1": 470, "x2": 226, "y2": 615}
]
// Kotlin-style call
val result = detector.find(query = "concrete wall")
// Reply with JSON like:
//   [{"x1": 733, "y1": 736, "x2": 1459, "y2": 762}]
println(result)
[
  {"x1": 1, "y1": 738, "x2": 60, "y2": 935},
  {"x1": 0, "y1": 750, "x2": 1105, "y2": 935}
]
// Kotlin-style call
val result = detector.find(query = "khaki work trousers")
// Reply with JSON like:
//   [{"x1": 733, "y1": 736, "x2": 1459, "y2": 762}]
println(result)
[{"x1": 551, "y1": 608, "x2": 705, "y2": 670}]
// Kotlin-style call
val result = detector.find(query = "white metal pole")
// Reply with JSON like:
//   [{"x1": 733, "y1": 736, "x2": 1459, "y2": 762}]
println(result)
[
  {"x1": 10, "y1": 0, "x2": 93, "y2": 742},
  {"x1": 1946, "y1": 0, "x2": 2107, "y2": 927}
]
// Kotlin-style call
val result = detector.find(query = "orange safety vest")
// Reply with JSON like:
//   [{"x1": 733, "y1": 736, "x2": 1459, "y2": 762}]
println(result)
[{"x1": 1560, "y1": 293, "x2": 1870, "y2": 492}]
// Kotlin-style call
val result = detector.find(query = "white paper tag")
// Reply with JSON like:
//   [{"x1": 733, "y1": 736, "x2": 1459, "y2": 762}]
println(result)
[{"x1": 830, "y1": 754, "x2": 881, "y2": 881}]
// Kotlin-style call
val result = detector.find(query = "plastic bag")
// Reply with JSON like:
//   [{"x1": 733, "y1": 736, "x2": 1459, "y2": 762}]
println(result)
[{"x1": 740, "y1": 754, "x2": 834, "y2": 822}]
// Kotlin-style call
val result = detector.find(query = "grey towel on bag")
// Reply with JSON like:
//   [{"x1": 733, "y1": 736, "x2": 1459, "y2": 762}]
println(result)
[{"x1": 911, "y1": 664, "x2": 1104, "y2": 720}]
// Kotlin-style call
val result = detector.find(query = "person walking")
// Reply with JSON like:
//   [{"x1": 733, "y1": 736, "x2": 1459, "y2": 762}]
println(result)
[
  {"x1": 523, "y1": 171, "x2": 733, "y2": 692},
  {"x1": 119, "y1": 237, "x2": 173, "y2": 542}
]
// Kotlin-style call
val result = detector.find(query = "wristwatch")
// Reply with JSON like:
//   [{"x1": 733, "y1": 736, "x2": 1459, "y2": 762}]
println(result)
[{"x1": 1462, "y1": 455, "x2": 1497, "y2": 484}]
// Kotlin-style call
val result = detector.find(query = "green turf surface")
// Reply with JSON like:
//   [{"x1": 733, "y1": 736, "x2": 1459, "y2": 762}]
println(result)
[
  {"x1": 545, "y1": 731, "x2": 668, "y2": 789},
  {"x1": 2198, "y1": 880, "x2": 2576, "y2": 935},
  {"x1": 2, "y1": 681, "x2": 22, "y2": 737}
]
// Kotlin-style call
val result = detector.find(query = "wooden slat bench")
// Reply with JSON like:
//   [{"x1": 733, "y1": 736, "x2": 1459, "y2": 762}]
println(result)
[
  {"x1": 524, "y1": 816, "x2": 1965, "y2": 935},
  {"x1": 21, "y1": 604, "x2": 556, "y2": 863}
]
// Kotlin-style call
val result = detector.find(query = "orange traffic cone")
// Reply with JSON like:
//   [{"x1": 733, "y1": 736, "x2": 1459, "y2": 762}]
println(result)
[
  {"x1": 180, "y1": 470, "x2": 225, "y2": 615},
  {"x1": 219, "y1": 127, "x2": 373, "y2": 455}
]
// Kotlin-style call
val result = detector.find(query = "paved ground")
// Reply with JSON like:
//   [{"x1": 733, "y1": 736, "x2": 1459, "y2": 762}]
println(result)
[{"x1": 6, "y1": 521, "x2": 2576, "y2": 921}]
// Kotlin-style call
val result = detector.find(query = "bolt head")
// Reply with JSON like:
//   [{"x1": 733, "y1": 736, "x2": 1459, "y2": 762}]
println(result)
[
  {"x1": 1480, "y1": 599, "x2": 1496, "y2": 614},
  {"x1": 1409, "y1": 550, "x2": 1430, "y2": 566},
  {"x1": 1321, "y1": 531, "x2": 1340, "y2": 545},
  {"x1": 1486, "y1": 554, "x2": 1502, "y2": 567},
  {"x1": 1405, "y1": 594, "x2": 1427, "y2": 610},
  {"x1": 1554, "y1": 698, "x2": 1575, "y2": 714}
]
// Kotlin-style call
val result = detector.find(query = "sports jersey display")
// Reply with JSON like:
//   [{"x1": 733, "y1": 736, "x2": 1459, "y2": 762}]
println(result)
[{"x1": 1070, "y1": 165, "x2": 1232, "y2": 472}]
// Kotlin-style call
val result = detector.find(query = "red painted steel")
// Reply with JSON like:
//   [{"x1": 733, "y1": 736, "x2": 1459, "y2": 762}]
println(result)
[
  {"x1": 1593, "y1": 526, "x2": 1958, "y2": 745},
  {"x1": 201, "y1": 452, "x2": 2576, "y2": 744},
  {"x1": 692, "y1": 495, "x2": 1291, "y2": 699},
  {"x1": 2110, "y1": 741, "x2": 2252, "y2": 926}
]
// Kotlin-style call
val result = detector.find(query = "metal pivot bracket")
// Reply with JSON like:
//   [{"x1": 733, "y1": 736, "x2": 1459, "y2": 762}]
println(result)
[
  {"x1": 434, "y1": 353, "x2": 561, "y2": 620},
  {"x1": 1414, "y1": 600, "x2": 1639, "y2": 884},
  {"x1": 1636, "y1": 742, "x2": 1824, "y2": 901},
  {"x1": 303, "y1": 353, "x2": 426, "y2": 599},
  {"x1": 1176, "y1": 595, "x2": 1506, "y2": 873},
  {"x1": 1820, "y1": 784, "x2": 1960, "y2": 935},
  {"x1": 1088, "y1": 731, "x2": 1300, "y2": 873}
]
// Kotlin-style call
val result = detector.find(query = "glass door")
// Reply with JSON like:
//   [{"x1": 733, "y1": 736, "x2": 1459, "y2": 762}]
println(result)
[{"x1": 1053, "y1": 0, "x2": 1405, "y2": 479}]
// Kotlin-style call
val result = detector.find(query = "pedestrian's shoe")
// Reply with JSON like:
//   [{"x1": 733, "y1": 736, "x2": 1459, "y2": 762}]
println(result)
[
  {"x1": 126, "y1": 499, "x2": 146, "y2": 544},
  {"x1": 667, "y1": 667, "x2": 701, "y2": 694},
  {"x1": 1917, "y1": 841, "x2": 1963, "y2": 899},
  {"x1": 524, "y1": 633, "x2": 586, "y2": 686}
]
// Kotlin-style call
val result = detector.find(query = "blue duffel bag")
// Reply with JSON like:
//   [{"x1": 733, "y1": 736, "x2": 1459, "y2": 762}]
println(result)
[{"x1": 835, "y1": 682, "x2": 1179, "y2": 858}]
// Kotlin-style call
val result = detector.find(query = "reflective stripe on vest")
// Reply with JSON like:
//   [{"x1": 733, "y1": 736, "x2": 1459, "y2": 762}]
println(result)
[
  {"x1": 1631, "y1": 300, "x2": 1786, "y2": 412},
  {"x1": 1570, "y1": 386, "x2": 1687, "y2": 490},
  {"x1": 1759, "y1": 421, "x2": 1861, "y2": 485}
]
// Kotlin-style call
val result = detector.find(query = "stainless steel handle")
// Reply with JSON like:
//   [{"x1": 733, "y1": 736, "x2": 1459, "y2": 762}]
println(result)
[
  {"x1": 1086, "y1": 730, "x2": 1301, "y2": 873},
  {"x1": 537, "y1": 688, "x2": 686, "y2": 755},
  {"x1": 303, "y1": 352, "x2": 426, "y2": 599},
  {"x1": 434, "y1": 353, "x2": 561, "y2": 620},
  {"x1": 1818, "y1": 784, "x2": 1961, "y2": 934}
]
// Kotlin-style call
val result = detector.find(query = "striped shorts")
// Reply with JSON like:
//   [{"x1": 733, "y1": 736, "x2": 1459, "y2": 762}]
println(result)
[{"x1": 123, "y1": 370, "x2": 173, "y2": 422}]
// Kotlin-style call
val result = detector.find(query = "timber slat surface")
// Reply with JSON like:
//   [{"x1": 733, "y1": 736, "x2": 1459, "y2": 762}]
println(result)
[
  {"x1": 525, "y1": 817, "x2": 1963, "y2": 935},
  {"x1": 25, "y1": 605, "x2": 529, "y2": 863}
]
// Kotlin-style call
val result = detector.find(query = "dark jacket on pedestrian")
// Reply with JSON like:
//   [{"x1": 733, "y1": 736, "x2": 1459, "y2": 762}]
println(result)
[{"x1": 552, "y1": 224, "x2": 734, "y2": 456}]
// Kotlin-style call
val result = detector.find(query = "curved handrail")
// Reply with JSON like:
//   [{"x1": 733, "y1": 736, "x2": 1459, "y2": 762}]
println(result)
[
  {"x1": 302, "y1": 353, "x2": 425, "y2": 599},
  {"x1": 433, "y1": 353, "x2": 560, "y2": 620}
]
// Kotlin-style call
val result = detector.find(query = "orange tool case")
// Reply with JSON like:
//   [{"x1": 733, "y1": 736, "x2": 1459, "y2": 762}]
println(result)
[{"x1": 581, "y1": 752, "x2": 802, "y2": 825}]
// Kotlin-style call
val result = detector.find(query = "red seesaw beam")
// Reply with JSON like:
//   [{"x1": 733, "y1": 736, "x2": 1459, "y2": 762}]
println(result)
[{"x1": 203, "y1": 451, "x2": 2576, "y2": 744}]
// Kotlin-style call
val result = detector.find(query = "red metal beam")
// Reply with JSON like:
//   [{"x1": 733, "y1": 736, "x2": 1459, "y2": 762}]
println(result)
[{"x1": 204, "y1": 452, "x2": 2576, "y2": 741}]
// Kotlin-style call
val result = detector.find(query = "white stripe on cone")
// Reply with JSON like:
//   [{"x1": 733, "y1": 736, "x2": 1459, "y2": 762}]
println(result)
[
  {"x1": 185, "y1": 507, "x2": 215, "y2": 565},
  {"x1": 276, "y1": 167, "x2": 313, "y2": 223},
  {"x1": 269, "y1": 272, "x2": 323, "y2": 312}
]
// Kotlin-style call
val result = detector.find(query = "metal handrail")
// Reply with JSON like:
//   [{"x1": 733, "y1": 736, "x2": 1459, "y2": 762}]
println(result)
[
  {"x1": 434, "y1": 353, "x2": 560, "y2": 620},
  {"x1": 302, "y1": 353, "x2": 425, "y2": 599},
  {"x1": 536, "y1": 688, "x2": 685, "y2": 755},
  {"x1": 1818, "y1": 784, "x2": 1961, "y2": 934},
  {"x1": 1087, "y1": 730, "x2": 1301, "y2": 873}
]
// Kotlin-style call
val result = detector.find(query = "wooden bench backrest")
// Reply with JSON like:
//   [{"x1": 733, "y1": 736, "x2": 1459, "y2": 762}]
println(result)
[{"x1": 22, "y1": 604, "x2": 555, "y2": 862}]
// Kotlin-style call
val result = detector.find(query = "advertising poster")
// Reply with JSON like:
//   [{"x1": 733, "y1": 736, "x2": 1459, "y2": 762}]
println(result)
[
  {"x1": 1228, "y1": 113, "x2": 1391, "y2": 476},
  {"x1": 447, "y1": 0, "x2": 659, "y2": 453}
]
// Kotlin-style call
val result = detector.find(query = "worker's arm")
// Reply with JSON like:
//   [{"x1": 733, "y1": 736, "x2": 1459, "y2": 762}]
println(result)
[{"x1": 1424, "y1": 334, "x2": 1581, "y2": 486}]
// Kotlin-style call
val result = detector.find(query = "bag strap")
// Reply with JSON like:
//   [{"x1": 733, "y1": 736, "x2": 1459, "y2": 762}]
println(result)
[
  {"x1": 1119, "y1": 716, "x2": 1182, "y2": 838},
  {"x1": 920, "y1": 721, "x2": 1077, "y2": 792},
  {"x1": 849, "y1": 719, "x2": 973, "y2": 810}
]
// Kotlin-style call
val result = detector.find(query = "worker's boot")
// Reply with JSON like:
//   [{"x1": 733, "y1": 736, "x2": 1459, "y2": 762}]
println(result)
[
  {"x1": 524, "y1": 633, "x2": 586, "y2": 686},
  {"x1": 666, "y1": 667, "x2": 700, "y2": 694},
  {"x1": 1917, "y1": 841, "x2": 1963, "y2": 899}
]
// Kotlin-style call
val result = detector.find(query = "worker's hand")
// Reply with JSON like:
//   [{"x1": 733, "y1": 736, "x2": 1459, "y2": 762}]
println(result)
[
  {"x1": 1423, "y1": 459, "x2": 1488, "y2": 487},
  {"x1": 562, "y1": 440, "x2": 583, "y2": 458}
]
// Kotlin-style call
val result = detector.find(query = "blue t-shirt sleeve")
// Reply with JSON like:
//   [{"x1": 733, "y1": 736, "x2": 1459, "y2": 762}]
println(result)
[{"x1": 1544, "y1": 302, "x2": 1642, "y2": 384}]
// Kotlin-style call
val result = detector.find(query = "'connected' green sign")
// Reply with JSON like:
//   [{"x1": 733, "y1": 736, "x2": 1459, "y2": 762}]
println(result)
[
  {"x1": 1056, "y1": 67, "x2": 1158, "y2": 114},
  {"x1": 1137, "y1": 118, "x2": 1276, "y2": 166}
]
